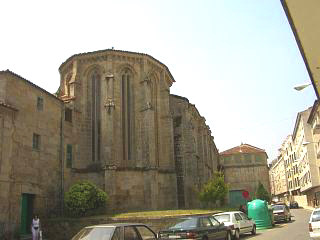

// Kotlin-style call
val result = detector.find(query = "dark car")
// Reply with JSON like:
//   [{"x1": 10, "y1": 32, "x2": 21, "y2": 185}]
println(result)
[
  {"x1": 71, "y1": 223, "x2": 158, "y2": 240},
  {"x1": 271, "y1": 204, "x2": 292, "y2": 223},
  {"x1": 290, "y1": 201, "x2": 299, "y2": 209},
  {"x1": 158, "y1": 216, "x2": 232, "y2": 240}
]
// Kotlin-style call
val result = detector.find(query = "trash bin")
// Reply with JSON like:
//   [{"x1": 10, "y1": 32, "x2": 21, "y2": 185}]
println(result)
[{"x1": 247, "y1": 199, "x2": 272, "y2": 229}]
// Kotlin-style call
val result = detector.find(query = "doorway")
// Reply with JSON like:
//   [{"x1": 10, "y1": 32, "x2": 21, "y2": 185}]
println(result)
[{"x1": 20, "y1": 193, "x2": 34, "y2": 235}]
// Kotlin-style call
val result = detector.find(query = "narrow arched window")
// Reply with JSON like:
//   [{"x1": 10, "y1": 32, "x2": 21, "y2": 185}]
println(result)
[
  {"x1": 121, "y1": 70, "x2": 133, "y2": 161},
  {"x1": 151, "y1": 77, "x2": 159, "y2": 166},
  {"x1": 90, "y1": 70, "x2": 101, "y2": 162}
]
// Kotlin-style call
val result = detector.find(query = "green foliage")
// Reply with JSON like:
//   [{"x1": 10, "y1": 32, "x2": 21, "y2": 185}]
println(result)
[
  {"x1": 199, "y1": 171, "x2": 229, "y2": 206},
  {"x1": 64, "y1": 181, "x2": 108, "y2": 217},
  {"x1": 256, "y1": 181, "x2": 270, "y2": 202}
]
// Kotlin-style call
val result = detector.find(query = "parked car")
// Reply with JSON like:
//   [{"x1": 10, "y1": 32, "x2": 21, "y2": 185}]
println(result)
[
  {"x1": 213, "y1": 211, "x2": 256, "y2": 240},
  {"x1": 158, "y1": 216, "x2": 232, "y2": 240},
  {"x1": 271, "y1": 204, "x2": 291, "y2": 223},
  {"x1": 289, "y1": 201, "x2": 299, "y2": 209},
  {"x1": 309, "y1": 208, "x2": 320, "y2": 239},
  {"x1": 71, "y1": 223, "x2": 158, "y2": 240}
]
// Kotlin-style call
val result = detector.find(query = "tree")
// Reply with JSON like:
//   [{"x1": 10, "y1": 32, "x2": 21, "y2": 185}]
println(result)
[
  {"x1": 64, "y1": 181, "x2": 108, "y2": 217},
  {"x1": 199, "y1": 171, "x2": 229, "y2": 206},
  {"x1": 256, "y1": 181, "x2": 270, "y2": 202}
]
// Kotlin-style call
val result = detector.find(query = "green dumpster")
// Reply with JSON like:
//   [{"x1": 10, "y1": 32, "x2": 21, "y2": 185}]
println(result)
[{"x1": 247, "y1": 199, "x2": 272, "y2": 229}]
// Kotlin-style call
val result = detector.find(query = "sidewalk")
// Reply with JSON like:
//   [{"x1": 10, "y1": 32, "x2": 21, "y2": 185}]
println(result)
[{"x1": 302, "y1": 205, "x2": 315, "y2": 211}]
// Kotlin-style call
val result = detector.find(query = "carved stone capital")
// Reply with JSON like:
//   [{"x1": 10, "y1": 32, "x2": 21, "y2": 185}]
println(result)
[{"x1": 104, "y1": 98, "x2": 115, "y2": 114}]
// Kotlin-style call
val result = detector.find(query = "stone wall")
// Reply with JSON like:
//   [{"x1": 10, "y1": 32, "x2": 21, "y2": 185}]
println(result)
[
  {"x1": 221, "y1": 151, "x2": 270, "y2": 197},
  {"x1": 224, "y1": 165, "x2": 270, "y2": 194},
  {"x1": 169, "y1": 94, "x2": 219, "y2": 208},
  {"x1": 0, "y1": 71, "x2": 63, "y2": 238}
]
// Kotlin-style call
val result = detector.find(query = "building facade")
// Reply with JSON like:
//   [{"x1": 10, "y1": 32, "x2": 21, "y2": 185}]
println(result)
[
  {"x1": 220, "y1": 144, "x2": 270, "y2": 207},
  {"x1": 0, "y1": 71, "x2": 63, "y2": 237},
  {"x1": 169, "y1": 95, "x2": 219, "y2": 208},
  {"x1": 271, "y1": 105, "x2": 320, "y2": 208},
  {"x1": 306, "y1": 101, "x2": 320, "y2": 205},
  {"x1": 0, "y1": 49, "x2": 219, "y2": 238},
  {"x1": 293, "y1": 108, "x2": 320, "y2": 206},
  {"x1": 282, "y1": 135, "x2": 300, "y2": 197},
  {"x1": 269, "y1": 149, "x2": 289, "y2": 202}
]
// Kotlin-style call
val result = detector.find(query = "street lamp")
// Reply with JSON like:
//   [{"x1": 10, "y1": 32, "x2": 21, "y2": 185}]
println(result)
[{"x1": 294, "y1": 83, "x2": 312, "y2": 91}]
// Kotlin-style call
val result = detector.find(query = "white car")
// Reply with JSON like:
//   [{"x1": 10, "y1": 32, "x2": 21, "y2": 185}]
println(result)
[
  {"x1": 309, "y1": 208, "x2": 320, "y2": 239},
  {"x1": 214, "y1": 211, "x2": 256, "y2": 240}
]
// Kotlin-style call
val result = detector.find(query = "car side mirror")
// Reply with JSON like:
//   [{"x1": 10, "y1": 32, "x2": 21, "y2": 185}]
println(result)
[{"x1": 220, "y1": 222, "x2": 224, "y2": 227}]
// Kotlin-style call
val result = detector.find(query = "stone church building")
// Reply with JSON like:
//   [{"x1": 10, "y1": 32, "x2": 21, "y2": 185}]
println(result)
[{"x1": 0, "y1": 49, "x2": 219, "y2": 238}]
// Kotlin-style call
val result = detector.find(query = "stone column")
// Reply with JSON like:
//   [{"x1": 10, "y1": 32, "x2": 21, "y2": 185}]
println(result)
[{"x1": 104, "y1": 73, "x2": 115, "y2": 165}]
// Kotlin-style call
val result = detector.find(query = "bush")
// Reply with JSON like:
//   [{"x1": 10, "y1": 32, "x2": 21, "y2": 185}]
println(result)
[
  {"x1": 64, "y1": 181, "x2": 108, "y2": 217},
  {"x1": 199, "y1": 171, "x2": 229, "y2": 207}
]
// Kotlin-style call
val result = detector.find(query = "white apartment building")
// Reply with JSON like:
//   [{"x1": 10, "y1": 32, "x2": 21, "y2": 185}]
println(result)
[
  {"x1": 293, "y1": 107, "x2": 320, "y2": 206},
  {"x1": 307, "y1": 101, "x2": 320, "y2": 205},
  {"x1": 269, "y1": 154, "x2": 288, "y2": 201}
]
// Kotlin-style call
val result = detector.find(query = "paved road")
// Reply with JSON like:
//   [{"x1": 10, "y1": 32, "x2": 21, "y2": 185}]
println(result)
[{"x1": 239, "y1": 208, "x2": 312, "y2": 240}]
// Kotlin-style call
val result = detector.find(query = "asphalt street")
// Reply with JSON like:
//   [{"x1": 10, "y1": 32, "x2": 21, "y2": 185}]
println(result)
[{"x1": 239, "y1": 208, "x2": 312, "y2": 240}]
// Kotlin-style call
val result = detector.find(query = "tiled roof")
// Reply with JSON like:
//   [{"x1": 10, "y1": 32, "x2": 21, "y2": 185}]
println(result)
[
  {"x1": 59, "y1": 48, "x2": 175, "y2": 82},
  {"x1": 220, "y1": 143, "x2": 266, "y2": 155}
]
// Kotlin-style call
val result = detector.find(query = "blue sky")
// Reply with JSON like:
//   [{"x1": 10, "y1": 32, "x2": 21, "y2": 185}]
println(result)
[{"x1": 0, "y1": 0, "x2": 316, "y2": 161}]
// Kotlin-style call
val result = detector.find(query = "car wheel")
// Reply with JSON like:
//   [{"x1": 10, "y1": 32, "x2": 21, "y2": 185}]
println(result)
[
  {"x1": 234, "y1": 229, "x2": 240, "y2": 240},
  {"x1": 289, "y1": 216, "x2": 292, "y2": 222},
  {"x1": 225, "y1": 231, "x2": 232, "y2": 240},
  {"x1": 251, "y1": 225, "x2": 256, "y2": 235}
]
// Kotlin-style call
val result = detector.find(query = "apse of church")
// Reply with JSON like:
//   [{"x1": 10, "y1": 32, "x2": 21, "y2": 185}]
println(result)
[{"x1": 59, "y1": 51, "x2": 178, "y2": 210}]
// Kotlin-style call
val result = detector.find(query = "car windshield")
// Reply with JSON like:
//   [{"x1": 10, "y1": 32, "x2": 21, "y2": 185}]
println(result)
[
  {"x1": 214, "y1": 214, "x2": 230, "y2": 222},
  {"x1": 312, "y1": 211, "x2": 320, "y2": 222},
  {"x1": 272, "y1": 205, "x2": 285, "y2": 211},
  {"x1": 71, "y1": 227, "x2": 115, "y2": 240},
  {"x1": 169, "y1": 218, "x2": 198, "y2": 230}
]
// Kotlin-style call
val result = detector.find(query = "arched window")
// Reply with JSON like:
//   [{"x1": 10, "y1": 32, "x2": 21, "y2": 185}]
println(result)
[
  {"x1": 121, "y1": 69, "x2": 133, "y2": 161},
  {"x1": 90, "y1": 70, "x2": 101, "y2": 162},
  {"x1": 151, "y1": 77, "x2": 159, "y2": 166}
]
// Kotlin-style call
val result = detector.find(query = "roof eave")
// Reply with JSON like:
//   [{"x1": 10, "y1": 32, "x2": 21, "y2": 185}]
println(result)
[
  {"x1": 280, "y1": 0, "x2": 319, "y2": 99},
  {"x1": 59, "y1": 49, "x2": 176, "y2": 83}
]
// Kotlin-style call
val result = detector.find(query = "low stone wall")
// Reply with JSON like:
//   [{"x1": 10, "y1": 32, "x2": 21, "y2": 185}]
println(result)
[{"x1": 41, "y1": 212, "x2": 217, "y2": 240}]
